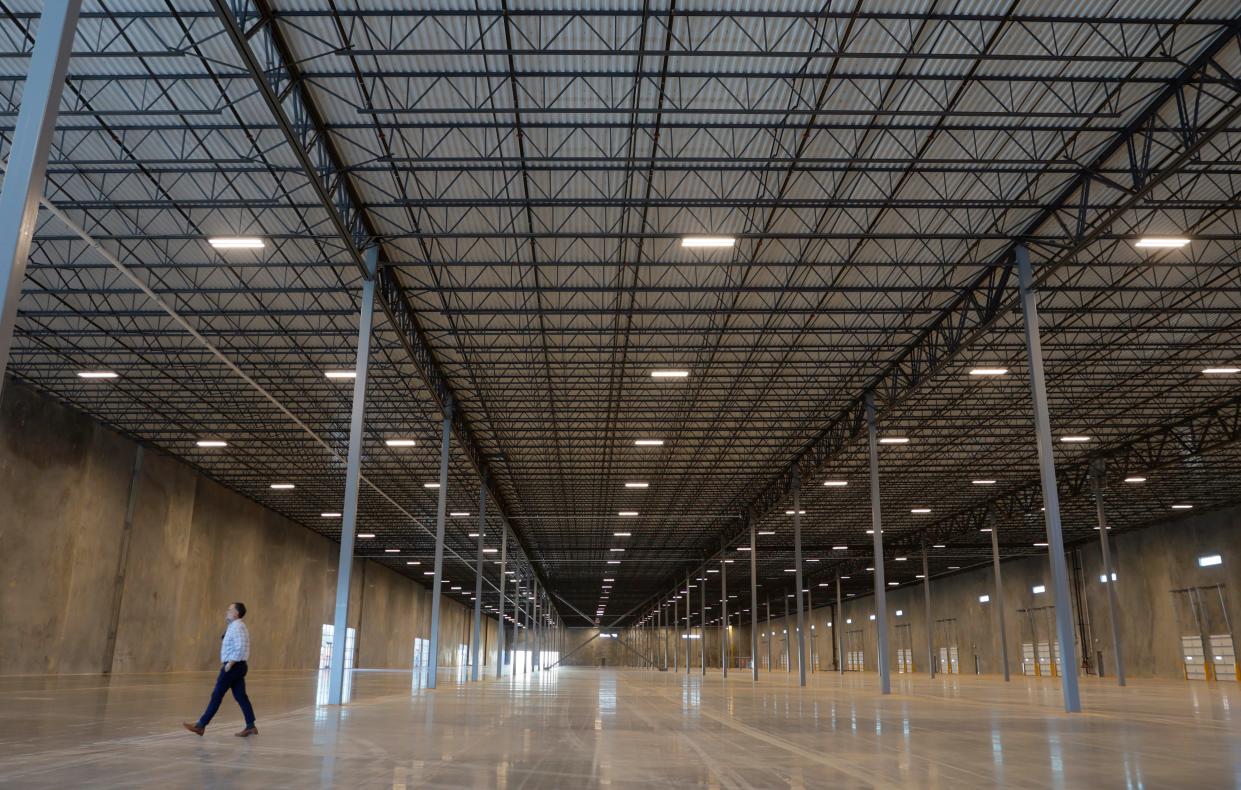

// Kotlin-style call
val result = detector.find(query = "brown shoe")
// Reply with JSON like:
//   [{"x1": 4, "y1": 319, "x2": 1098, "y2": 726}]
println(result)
[
  {"x1": 183, "y1": 722, "x2": 205, "y2": 736},
  {"x1": 235, "y1": 727, "x2": 258, "y2": 737}
]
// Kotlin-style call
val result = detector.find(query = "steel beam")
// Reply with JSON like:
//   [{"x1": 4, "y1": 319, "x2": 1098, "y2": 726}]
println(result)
[
  {"x1": 922, "y1": 544, "x2": 935, "y2": 679},
  {"x1": 1017, "y1": 244, "x2": 1082, "y2": 713},
  {"x1": 0, "y1": 0, "x2": 81, "y2": 397}
]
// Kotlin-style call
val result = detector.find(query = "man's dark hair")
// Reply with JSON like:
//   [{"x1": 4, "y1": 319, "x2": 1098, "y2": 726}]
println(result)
[{"x1": 233, "y1": 602, "x2": 247, "y2": 619}]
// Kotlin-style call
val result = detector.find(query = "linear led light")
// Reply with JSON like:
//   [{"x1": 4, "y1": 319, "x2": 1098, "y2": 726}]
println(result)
[
  {"x1": 450, "y1": 511, "x2": 470, "y2": 517},
  {"x1": 1032, "y1": 585, "x2": 1046, "y2": 594},
  {"x1": 1199, "y1": 554, "x2": 1223, "y2": 567},
  {"x1": 196, "y1": 440, "x2": 228, "y2": 448},
  {"x1": 634, "y1": 439, "x2": 664, "y2": 447},
  {"x1": 624, "y1": 482, "x2": 649, "y2": 488},
  {"x1": 969, "y1": 368, "x2": 1008, "y2": 376},
  {"x1": 869, "y1": 614, "x2": 876, "y2": 621},
  {"x1": 385, "y1": 438, "x2": 417, "y2": 447},
  {"x1": 324, "y1": 370, "x2": 356, "y2": 380},
  {"x1": 208, "y1": 236, "x2": 264, "y2": 249},
  {"x1": 614, "y1": 532, "x2": 631, "y2": 537},
  {"x1": 1134, "y1": 237, "x2": 1190, "y2": 248},
  {"x1": 895, "y1": 610, "x2": 903, "y2": 616},
  {"x1": 423, "y1": 482, "x2": 440, "y2": 489},
  {"x1": 878, "y1": 436, "x2": 909, "y2": 445},
  {"x1": 1059, "y1": 435, "x2": 1092, "y2": 443},
  {"x1": 467, "y1": 532, "x2": 479, "y2": 538},
  {"x1": 618, "y1": 511, "x2": 638, "y2": 517},
  {"x1": 933, "y1": 544, "x2": 946, "y2": 549},
  {"x1": 384, "y1": 548, "x2": 400, "y2": 553},
  {"x1": 832, "y1": 545, "x2": 848, "y2": 550},
  {"x1": 1033, "y1": 542, "x2": 1049, "y2": 547},
  {"x1": 610, "y1": 548, "x2": 625, "y2": 552},
  {"x1": 1172, "y1": 504, "x2": 1193, "y2": 510},
  {"x1": 758, "y1": 530, "x2": 775, "y2": 536},
  {"x1": 910, "y1": 508, "x2": 931, "y2": 514},
  {"x1": 269, "y1": 483, "x2": 295, "y2": 490},
  {"x1": 358, "y1": 533, "x2": 375, "y2": 539},
  {"x1": 736, "y1": 546, "x2": 752, "y2": 551},
  {"x1": 651, "y1": 370, "x2": 689, "y2": 378},
  {"x1": 603, "y1": 578, "x2": 614, "y2": 582},
  {"x1": 895, "y1": 556, "x2": 907, "y2": 562},
  {"x1": 979, "y1": 594, "x2": 991, "y2": 603},
  {"x1": 607, "y1": 560, "x2": 621, "y2": 564},
  {"x1": 785, "y1": 510, "x2": 806, "y2": 515},
  {"x1": 321, "y1": 512, "x2": 341, "y2": 518},
  {"x1": 681, "y1": 236, "x2": 735, "y2": 248},
  {"x1": 483, "y1": 548, "x2": 497, "y2": 554},
  {"x1": 406, "y1": 560, "x2": 420, "y2": 565},
  {"x1": 972, "y1": 479, "x2": 996, "y2": 485},
  {"x1": 784, "y1": 568, "x2": 796, "y2": 573},
  {"x1": 822, "y1": 480, "x2": 848, "y2": 488},
  {"x1": 76, "y1": 370, "x2": 117, "y2": 379},
  {"x1": 1099, "y1": 572, "x2": 1117, "y2": 582}
]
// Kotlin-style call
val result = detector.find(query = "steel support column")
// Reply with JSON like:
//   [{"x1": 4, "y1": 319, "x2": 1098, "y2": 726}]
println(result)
[
  {"x1": 922, "y1": 543, "x2": 935, "y2": 679},
  {"x1": 784, "y1": 593, "x2": 791, "y2": 674},
  {"x1": 426, "y1": 405, "x2": 453, "y2": 690},
  {"x1": 792, "y1": 470, "x2": 807, "y2": 686},
  {"x1": 700, "y1": 567, "x2": 706, "y2": 675},
  {"x1": 327, "y1": 248, "x2": 378, "y2": 705},
  {"x1": 749, "y1": 514, "x2": 759, "y2": 681},
  {"x1": 496, "y1": 528, "x2": 507, "y2": 679},
  {"x1": 1017, "y1": 243, "x2": 1082, "y2": 713},
  {"x1": 673, "y1": 595, "x2": 679, "y2": 672},
  {"x1": 836, "y1": 574, "x2": 844, "y2": 674},
  {"x1": 0, "y1": 0, "x2": 82, "y2": 396},
  {"x1": 866, "y1": 391, "x2": 892, "y2": 694},
  {"x1": 766, "y1": 596, "x2": 773, "y2": 672},
  {"x1": 989, "y1": 519, "x2": 1011, "y2": 681},
  {"x1": 721, "y1": 549, "x2": 729, "y2": 678},
  {"x1": 470, "y1": 485, "x2": 487, "y2": 682},
  {"x1": 1091, "y1": 462, "x2": 1126, "y2": 686}
]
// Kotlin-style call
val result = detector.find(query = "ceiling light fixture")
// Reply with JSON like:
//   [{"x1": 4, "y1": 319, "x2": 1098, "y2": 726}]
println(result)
[
  {"x1": 1134, "y1": 237, "x2": 1190, "y2": 248},
  {"x1": 450, "y1": 512, "x2": 470, "y2": 517},
  {"x1": 384, "y1": 438, "x2": 417, "y2": 447},
  {"x1": 681, "y1": 236, "x2": 736, "y2": 248},
  {"x1": 624, "y1": 482, "x2": 649, "y2": 488},
  {"x1": 207, "y1": 236, "x2": 264, "y2": 250},
  {"x1": 823, "y1": 480, "x2": 848, "y2": 487},
  {"x1": 879, "y1": 436, "x2": 909, "y2": 445},
  {"x1": 651, "y1": 370, "x2": 689, "y2": 379},
  {"x1": 269, "y1": 483, "x2": 294, "y2": 490},
  {"x1": 972, "y1": 479, "x2": 996, "y2": 485},
  {"x1": 634, "y1": 439, "x2": 664, "y2": 447},
  {"x1": 321, "y1": 512, "x2": 341, "y2": 518},
  {"x1": 76, "y1": 370, "x2": 118, "y2": 379},
  {"x1": 423, "y1": 482, "x2": 440, "y2": 489},
  {"x1": 323, "y1": 370, "x2": 356, "y2": 380},
  {"x1": 614, "y1": 532, "x2": 631, "y2": 537},
  {"x1": 969, "y1": 368, "x2": 1008, "y2": 376},
  {"x1": 618, "y1": 511, "x2": 638, "y2": 517},
  {"x1": 1059, "y1": 435, "x2": 1092, "y2": 443},
  {"x1": 196, "y1": 440, "x2": 228, "y2": 448},
  {"x1": 1123, "y1": 476, "x2": 1146, "y2": 484}
]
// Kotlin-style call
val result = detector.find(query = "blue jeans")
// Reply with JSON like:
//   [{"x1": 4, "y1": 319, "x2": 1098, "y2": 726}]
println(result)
[{"x1": 197, "y1": 661, "x2": 256, "y2": 728}]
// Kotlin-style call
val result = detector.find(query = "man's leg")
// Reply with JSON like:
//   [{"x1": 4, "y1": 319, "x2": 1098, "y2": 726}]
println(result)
[
  {"x1": 231, "y1": 666, "x2": 256, "y2": 729},
  {"x1": 196, "y1": 667, "x2": 230, "y2": 728}
]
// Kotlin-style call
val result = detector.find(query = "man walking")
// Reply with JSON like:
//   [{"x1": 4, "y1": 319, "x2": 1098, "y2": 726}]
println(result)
[{"x1": 184, "y1": 602, "x2": 258, "y2": 737}]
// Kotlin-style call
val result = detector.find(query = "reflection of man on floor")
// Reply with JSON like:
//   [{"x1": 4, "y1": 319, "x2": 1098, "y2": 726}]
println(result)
[{"x1": 183, "y1": 602, "x2": 258, "y2": 737}]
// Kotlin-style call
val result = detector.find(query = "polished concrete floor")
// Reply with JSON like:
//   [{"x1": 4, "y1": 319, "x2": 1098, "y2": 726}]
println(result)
[{"x1": 0, "y1": 666, "x2": 1238, "y2": 788}]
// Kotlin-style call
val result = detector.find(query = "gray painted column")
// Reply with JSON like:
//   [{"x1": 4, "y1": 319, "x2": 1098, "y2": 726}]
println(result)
[
  {"x1": 426, "y1": 405, "x2": 453, "y2": 690},
  {"x1": 1090, "y1": 462, "x2": 1126, "y2": 686},
  {"x1": 328, "y1": 248, "x2": 378, "y2": 705},
  {"x1": 673, "y1": 595, "x2": 679, "y2": 672},
  {"x1": 0, "y1": 0, "x2": 82, "y2": 396},
  {"x1": 922, "y1": 543, "x2": 935, "y2": 679},
  {"x1": 1016, "y1": 243, "x2": 1082, "y2": 713},
  {"x1": 699, "y1": 566, "x2": 706, "y2": 675},
  {"x1": 749, "y1": 514, "x2": 759, "y2": 681},
  {"x1": 865, "y1": 391, "x2": 892, "y2": 694},
  {"x1": 766, "y1": 596, "x2": 773, "y2": 672},
  {"x1": 532, "y1": 579, "x2": 540, "y2": 671},
  {"x1": 989, "y1": 519, "x2": 1011, "y2": 681},
  {"x1": 784, "y1": 592, "x2": 791, "y2": 674},
  {"x1": 721, "y1": 550, "x2": 729, "y2": 678},
  {"x1": 496, "y1": 528, "x2": 507, "y2": 678},
  {"x1": 470, "y1": 485, "x2": 487, "y2": 681},
  {"x1": 836, "y1": 573, "x2": 844, "y2": 674},
  {"x1": 792, "y1": 470, "x2": 807, "y2": 686},
  {"x1": 686, "y1": 573, "x2": 692, "y2": 674}
]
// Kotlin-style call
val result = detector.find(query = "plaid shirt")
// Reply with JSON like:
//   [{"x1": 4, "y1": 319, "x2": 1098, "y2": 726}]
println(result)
[{"x1": 221, "y1": 618, "x2": 250, "y2": 664}]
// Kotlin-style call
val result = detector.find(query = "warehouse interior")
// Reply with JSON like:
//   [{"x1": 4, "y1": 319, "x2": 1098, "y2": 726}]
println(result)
[{"x1": 2, "y1": 2, "x2": 1241, "y2": 788}]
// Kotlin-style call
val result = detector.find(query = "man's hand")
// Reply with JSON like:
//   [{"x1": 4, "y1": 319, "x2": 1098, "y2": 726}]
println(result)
[{"x1": 225, "y1": 661, "x2": 235, "y2": 672}]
